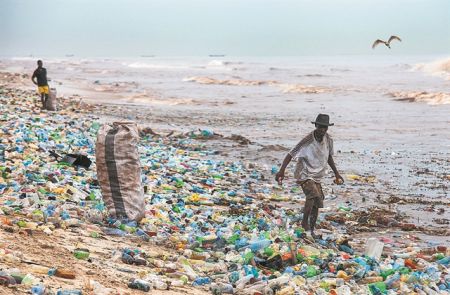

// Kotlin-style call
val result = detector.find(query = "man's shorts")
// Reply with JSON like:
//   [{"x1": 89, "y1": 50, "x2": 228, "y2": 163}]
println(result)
[
  {"x1": 299, "y1": 179, "x2": 324, "y2": 208},
  {"x1": 38, "y1": 86, "x2": 49, "y2": 94}
]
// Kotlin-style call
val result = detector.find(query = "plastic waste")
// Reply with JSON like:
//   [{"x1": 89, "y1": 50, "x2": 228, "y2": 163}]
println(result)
[
  {"x1": 56, "y1": 290, "x2": 83, "y2": 295},
  {"x1": 128, "y1": 278, "x2": 151, "y2": 292},
  {"x1": 192, "y1": 277, "x2": 212, "y2": 286},
  {"x1": 210, "y1": 282, "x2": 234, "y2": 294},
  {"x1": 31, "y1": 284, "x2": 46, "y2": 295},
  {"x1": 365, "y1": 238, "x2": 384, "y2": 261}
]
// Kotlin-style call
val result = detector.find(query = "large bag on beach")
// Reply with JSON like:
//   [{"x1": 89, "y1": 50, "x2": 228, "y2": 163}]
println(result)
[
  {"x1": 46, "y1": 87, "x2": 57, "y2": 111},
  {"x1": 96, "y1": 121, "x2": 145, "y2": 222}
]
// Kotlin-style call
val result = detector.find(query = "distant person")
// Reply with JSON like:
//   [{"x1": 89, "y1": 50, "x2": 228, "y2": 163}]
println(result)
[
  {"x1": 275, "y1": 114, "x2": 344, "y2": 238},
  {"x1": 31, "y1": 60, "x2": 49, "y2": 109}
]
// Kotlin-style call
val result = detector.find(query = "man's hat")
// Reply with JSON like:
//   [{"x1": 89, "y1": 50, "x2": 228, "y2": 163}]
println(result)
[{"x1": 311, "y1": 114, "x2": 334, "y2": 126}]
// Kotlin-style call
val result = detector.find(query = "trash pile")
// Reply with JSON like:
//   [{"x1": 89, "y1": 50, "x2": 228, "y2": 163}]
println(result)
[{"x1": 0, "y1": 86, "x2": 449, "y2": 294}]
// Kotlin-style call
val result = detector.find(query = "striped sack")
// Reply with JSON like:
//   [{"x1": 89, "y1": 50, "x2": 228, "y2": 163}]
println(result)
[{"x1": 96, "y1": 121, "x2": 145, "y2": 222}]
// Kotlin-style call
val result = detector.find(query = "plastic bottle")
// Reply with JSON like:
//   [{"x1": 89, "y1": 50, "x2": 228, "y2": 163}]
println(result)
[
  {"x1": 236, "y1": 274, "x2": 253, "y2": 289},
  {"x1": 368, "y1": 282, "x2": 387, "y2": 295},
  {"x1": 210, "y1": 282, "x2": 234, "y2": 294},
  {"x1": 306, "y1": 266, "x2": 319, "y2": 278},
  {"x1": 180, "y1": 259, "x2": 198, "y2": 280},
  {"x1": 246, "y1": 239, "x2": 271, "y2": 252},
  {"x1": 268, "y1": 274, "x2": 290, "y2": 288},
  {"x1": 127, "y1": 278, "x2": 151, "y2": 292},
  {"x1": 21, "y1": 273, "x2": 38, "y2": 286},
  {"x1": 437, "y1": 256, "x2": 450, "y2": 266},
  {"x1": 229, "y1": 271, "x2": 240, "y2": 284},
  {"x1": 31, "y1": 284, "x2": 46, "y2": 295},
  {"x1": 385, "y1": 273, "x2": 401, "y2": 288},
  {"x1": 102, "y1": 228, "x2": 126, "y2": 236},
  {"x1": 361, "y1": 276, "x2": 383, "y2": 284},
  {"x1": 74, "y1": 249, "x2": 90, "y2": 260},
  {"x1": 56, "y1": 290, "x2": 83, "y2": 295},
  {"x1": 192, "y1": 277, "x2": 211, "y2": 286},
  {"x1": 152, "y1": 278, "x2": 168, "y2": 290},
  {"x1": 30, "y1": 265, "x2": 50, "y2": 275}
]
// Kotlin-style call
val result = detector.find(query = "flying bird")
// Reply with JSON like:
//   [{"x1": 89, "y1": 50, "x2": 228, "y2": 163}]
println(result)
[{"x1": 372, "y1": 36, "x2": 402, "y2": 49}]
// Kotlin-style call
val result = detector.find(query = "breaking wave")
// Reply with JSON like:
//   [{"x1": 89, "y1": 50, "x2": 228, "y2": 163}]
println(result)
[
  {"x1": 127, "y1": 62, "x2": 188, "y2": 70},
  {"x1": 413, "y1": 57, "x2": 450, "y2": 80},
  {"x1": 207, "y1": 60, "x2": 243, "y2": 67},
  {"x1": 183, "y1": 76, "x2": 277, "y2": 86},
  {"x1": 389, "y1": 91, "x2": 450, "y2": 105}
]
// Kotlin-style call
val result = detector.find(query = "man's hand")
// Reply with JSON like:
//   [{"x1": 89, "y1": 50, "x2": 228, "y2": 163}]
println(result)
[
  {"x1": 334, "y1": 174, "x2": 344, "y2": 185},
  {"x1": 275, "y1": 170, "x2": 285, "y2": 185}
]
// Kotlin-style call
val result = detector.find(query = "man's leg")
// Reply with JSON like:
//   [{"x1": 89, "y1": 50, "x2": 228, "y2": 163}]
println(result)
[
  {"x1": 309, "y1": 183, "x2": 324, "y2": 235},
  {"x1": 309, "y1": 204, "x2": 319, "y2": 233},
  {"x1": 300, "y1": 180, "x2": 316, "y2": 231},
  {"x1": 301, "y1": 198, "x2": 314, "y2": 231},
  {"x1": 41, "y1": 93, "x2": 45, "y2": 108}
]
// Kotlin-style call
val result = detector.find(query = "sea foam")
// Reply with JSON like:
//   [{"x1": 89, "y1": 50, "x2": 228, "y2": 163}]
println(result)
[{"x1": 413, "y1": 57, "x2": 450, "y2": 80}]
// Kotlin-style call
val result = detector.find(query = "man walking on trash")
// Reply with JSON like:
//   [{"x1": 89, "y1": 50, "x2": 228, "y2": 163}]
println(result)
[
  {"x1": 275, "y1": 114, "x2": 344, "y2": 238},
  {"x1": 31, "y1": 60, "x2": 49, "y2": 109}
]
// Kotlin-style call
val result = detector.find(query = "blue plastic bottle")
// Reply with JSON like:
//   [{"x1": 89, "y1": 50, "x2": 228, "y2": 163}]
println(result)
[
  {"x1": 247, "y1": 239, "x2": 271, "y2": 252},
  {"x1": 31, "y1": 285, "x2": 45, "y2": 295},
  {"x1": 385, "y1": 272, "x2": 401, "y2": 288},
  {"x1": 192, "y1": 277, "x2": 211, "y2": 286},
  {"x1": 438, "y1": 256, "x2": 450, "y2": 266}
]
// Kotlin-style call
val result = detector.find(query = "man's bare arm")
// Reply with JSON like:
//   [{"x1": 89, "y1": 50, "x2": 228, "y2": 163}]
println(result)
[
  {"x1": 328, "y1": 155, "x2": 344, "y2": 184},
  {"x1": 275, "y1": 154, "x2": 292, "y2": 185},
  {"x1": 31, "y1": 72, "x2": 37, "y2": 85}
]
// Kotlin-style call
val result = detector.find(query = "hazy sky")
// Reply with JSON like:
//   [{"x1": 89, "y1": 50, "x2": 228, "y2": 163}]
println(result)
[{"x1": 1, "y1": 0, "x2": 449, "y2": 56}]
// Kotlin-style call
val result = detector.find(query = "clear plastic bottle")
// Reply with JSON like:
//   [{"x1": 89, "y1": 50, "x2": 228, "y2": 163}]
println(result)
[{"x1": 236, "y1": 274, "x2": 253, "y2": 289}]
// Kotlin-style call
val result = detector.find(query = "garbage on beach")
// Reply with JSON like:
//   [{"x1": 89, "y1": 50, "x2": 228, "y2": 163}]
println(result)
[{"x1": 0, "y1": 87, "x2": 449, "y2": 294}]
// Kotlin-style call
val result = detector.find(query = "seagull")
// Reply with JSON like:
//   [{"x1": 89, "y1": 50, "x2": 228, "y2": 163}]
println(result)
[{"x1": 372, "y1": 36, "x2": 402, "y2": 49}]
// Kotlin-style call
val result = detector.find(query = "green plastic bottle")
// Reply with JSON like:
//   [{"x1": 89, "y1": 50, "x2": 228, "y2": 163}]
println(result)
[
  {"x1": 264, "y1": 247, "x2": 274, "y2": 257},
  {"x1": 369, "y1": 282, "x2": 387, "y2": 294},
  {"x1": 380, "y1": 269, "x2": 395, "y2": 279},
  {"x1": 243, "y1": 251, "x2": 254, "y2": 264},
  {"x1": 227, "y1": 233, "x2": 240, "y2": 244},
  {"x1": 306, "y1": 266, "x2": 319, "y2": 278},
  {"x1": 74, "y1": 249, "x2": 90, "y2": 260}
]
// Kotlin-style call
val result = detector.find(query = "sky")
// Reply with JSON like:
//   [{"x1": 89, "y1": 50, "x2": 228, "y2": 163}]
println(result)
[{"x1": 1, "y1": 0, "x2": 449, "y2": 57}]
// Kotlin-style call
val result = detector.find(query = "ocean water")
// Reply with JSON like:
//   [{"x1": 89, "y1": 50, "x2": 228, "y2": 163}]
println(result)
[{"x1": 3, "y1": 55, "x2": 450, "y2": 106}]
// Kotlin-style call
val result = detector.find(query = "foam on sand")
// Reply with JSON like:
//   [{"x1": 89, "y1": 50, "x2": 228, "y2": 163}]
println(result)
[
  {"x1": 183, "y1": 76, "x2": 278, "y2": 86},
  {"x1": 389, "y1": 91, "x2": 450, "y2": 105},
  {"x1": 280, "y1": 83, "x2": 331, "y2": 94}
]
